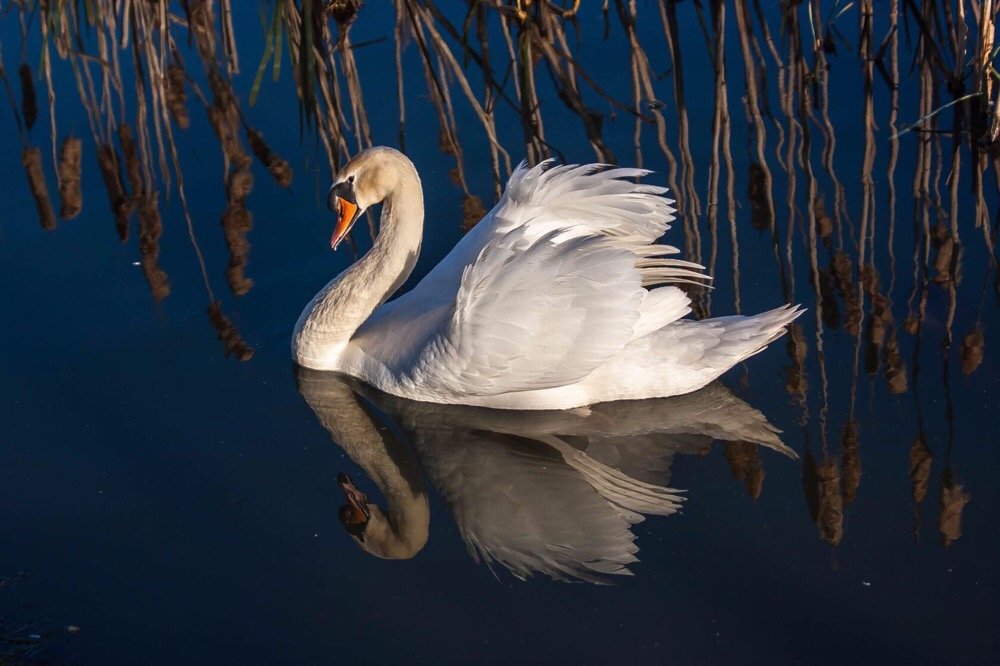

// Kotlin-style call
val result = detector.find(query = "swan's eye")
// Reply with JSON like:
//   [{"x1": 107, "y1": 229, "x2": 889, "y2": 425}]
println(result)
[{"x1": 347, "y1": 174, "x2": 355, "y2": 184}]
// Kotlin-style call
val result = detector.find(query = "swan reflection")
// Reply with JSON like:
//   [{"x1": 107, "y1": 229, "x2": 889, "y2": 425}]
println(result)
[{"x1": 297, "y1": 370, "x2": 797, "y2": 583}]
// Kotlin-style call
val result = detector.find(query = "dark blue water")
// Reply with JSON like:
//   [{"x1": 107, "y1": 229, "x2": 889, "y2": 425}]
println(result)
[{"x1": 2, "y1": 3, "x2": 998, "y2": 664}]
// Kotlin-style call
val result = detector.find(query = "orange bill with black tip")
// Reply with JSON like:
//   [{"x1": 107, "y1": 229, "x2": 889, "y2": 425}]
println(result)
[{"x1": 330, "y1": 197, "x2": 359, "y2": 250}]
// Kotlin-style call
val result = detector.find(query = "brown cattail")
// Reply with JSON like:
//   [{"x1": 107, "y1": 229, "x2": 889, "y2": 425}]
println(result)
[
  {"x1": 118, "y1": 123, "x2": 144, "y2": 204},
  {"x1": 246, "y1": 128, "x2": 292, "y2": 188},
  {"x1": 227, "y1": 167, "x2": 254, "y2": 204},
  {"x1": 96, "y1": 144, "x2": 132, "y2": 241},
  {"x1": 57, "y1": 137, "x2": 83, "y2": 219},
  {"x1": 165, "y1": 64, "x2": 191, "y2": 130},
  {"x1": 326, "y1": 0, "x2": 361, "y2": 26},
  {"x1": 933, "y1": 236, "x2": 954, "y2": 284},
  {"x1": 439, "y1": 129, "x2": 458, "y2": 157},
  {"x1": 136, "y1": 192, "x2": 171, "y2": 302},
  {"x1": 724, "y1": 441, "x2": 764, "y2": 500},
  {"x1": 19, "y1": 63, "x2": 37, "y2": 131},
  {"x1": 959, "y1": 327, "x2": 985, "y2": 375},
  {"x1": 831, "y1": 252, "x2": 861, "y2": 336},
  {"x1": 938, "y1": 467, "x2": 970, "y2": 547},
  {"x1": 461, "y1": 194, "x2": 486, "y2": 233},
  {"x1": 884, "y1": 335, "x2": 908, "y2": 394},
  {"x1": 221, "y1": 201, "x2": 254, "y2": 296},
  {"x1": 813, "y1": 196, "x2": 833, "y2": 247},
  {"x1": 21, "y1": 146, "x2": 55, "y2": 230},
  {"x1": 207, "y1": 301, "x2": 254, "y2": 361},
  {"x1": 785, "y1": 323, "x2": 808, "y2": 397},
  {"x1": 816, "y1": 457, "x2": 844, "y2": 545}
]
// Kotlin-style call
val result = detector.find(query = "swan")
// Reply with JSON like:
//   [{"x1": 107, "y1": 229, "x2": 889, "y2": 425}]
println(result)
[
  {"x1": 293, "y1": 146, "x2": 802, "y2": 410},
  {"x1": 297, "y1": 370, "x2": 798, "y2": 582}
]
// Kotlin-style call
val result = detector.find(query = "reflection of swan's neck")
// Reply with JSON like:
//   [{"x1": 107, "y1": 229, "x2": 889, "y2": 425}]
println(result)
[
  {"x1": 293, "y1": 161, "x2": 424, "y2": 369},
  {"x1": 299, "y1": 374, "x2": 429, "y2": 559}
]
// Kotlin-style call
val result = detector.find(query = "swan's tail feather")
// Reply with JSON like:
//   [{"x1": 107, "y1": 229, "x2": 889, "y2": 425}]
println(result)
[{"x1": 699, "y1": 304, "x2": 804, "y2": 369}]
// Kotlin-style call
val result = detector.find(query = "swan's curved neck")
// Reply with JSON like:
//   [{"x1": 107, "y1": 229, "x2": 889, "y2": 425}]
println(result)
[{"x1": 293, "y1": 167, "x2": 423, "y2": 369}]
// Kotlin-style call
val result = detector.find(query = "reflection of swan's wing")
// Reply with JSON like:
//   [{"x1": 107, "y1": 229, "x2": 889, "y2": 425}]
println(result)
[
  {"x1": 579, "y1": 383, "x2": 797, "y2": 460},
  {"x1": 415, "y1": 431, "x2": 650, "y2": 583},
  {"x1": 561, "y1": 433, "x2": 695, "y2": 487}
]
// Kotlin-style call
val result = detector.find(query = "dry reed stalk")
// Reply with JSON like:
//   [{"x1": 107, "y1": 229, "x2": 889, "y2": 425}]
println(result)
[
  {"x1": 336, "y1": 26, "x2": 374, "y2": 154},
  {"x1": 531, "y1": 15, "x2": 615, "y2": 163},
  {"x1": 732, "y1": 2, "x2": 774, "y2": 310},
  {"x1": 614, "y1": 0, "x2": 676, "y2": 179},
  {"x1": 21, "y1": 146, "x2": 56, "y2": 230},
  {"x1": 840, "y1": 420, "x2": 861, "y2": 505},
  {"x1": 886, "y1": 0, "x2": 901, "y2": 296},
  {"x1": 702, "y1": 0, "x2": 736, "y2": 316},
  {"x1": 659, "y1": 0, "x2": 701, "y2": 267},
  {"x1": 57, "y1": 137, "x2": 83, "y2": 220},
  {"x1": 18, "y1": 63, "x2": 37, "y2": 131},
  {"x1": 506, "y1": 10, "x2": 547, "y2": 164},
  {"x1": 414, "y1": 1, "x2": 512, "y2": 181},
  {"x1": 909, "y1": 436, "x2": 933, "y2": 507}
]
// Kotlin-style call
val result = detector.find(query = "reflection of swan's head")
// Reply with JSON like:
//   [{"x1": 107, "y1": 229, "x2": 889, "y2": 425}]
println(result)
[
  {"x1": 335, "y1": 470, "x2": 428, "y2": 561},
  {"x1": 326, "y1": 147, "x2": 418, "y2": 249}
]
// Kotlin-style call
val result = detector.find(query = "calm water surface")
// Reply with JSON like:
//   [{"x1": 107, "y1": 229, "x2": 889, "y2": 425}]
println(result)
[{"x1": 2, "y1": 3, "x2": 999, "y2": 664}]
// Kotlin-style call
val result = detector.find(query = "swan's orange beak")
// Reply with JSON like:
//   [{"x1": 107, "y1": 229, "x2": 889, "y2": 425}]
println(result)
[
  {"x1": 331, "y1": 197, "x2": 360, "y2": 251},
  {"x1": 337, "y1": 472, "x2": 370, "y2": 529}
]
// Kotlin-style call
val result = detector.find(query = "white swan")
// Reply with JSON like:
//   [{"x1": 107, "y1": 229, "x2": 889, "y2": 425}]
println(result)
[{"x1": 293, "y1": 146, "x2": 801, "y2": 410}]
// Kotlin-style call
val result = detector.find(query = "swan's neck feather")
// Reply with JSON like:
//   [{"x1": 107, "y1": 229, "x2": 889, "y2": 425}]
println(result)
[{"x1": 293, "y1": 167, "x2": 423, "y2": 370}]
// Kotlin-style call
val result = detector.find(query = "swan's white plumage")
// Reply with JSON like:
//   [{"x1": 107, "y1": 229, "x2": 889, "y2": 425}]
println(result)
[{"x1": 298, "y1": 150, "x2": 801, "y2": 409}]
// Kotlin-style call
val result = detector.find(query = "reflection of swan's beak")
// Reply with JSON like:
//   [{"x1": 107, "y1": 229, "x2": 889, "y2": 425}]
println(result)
[{"x1": 338, "y1": 472, "x2": 370, "y2": 530}]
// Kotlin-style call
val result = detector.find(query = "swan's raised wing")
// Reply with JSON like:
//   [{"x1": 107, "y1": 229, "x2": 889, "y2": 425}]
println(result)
[
  {"x1": 356, "y1": 162, "x2": 708, "y2": 398},
  {"x1": 406, "y1": 229, "x2": 649, "y2": 396}
]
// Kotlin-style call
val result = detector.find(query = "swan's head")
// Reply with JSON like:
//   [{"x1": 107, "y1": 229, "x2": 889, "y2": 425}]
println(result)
[
  {"x1": 327, "y1": 146, "x2": 418, "y2": 250},
  {"x1": 337, "y1": 471, "x2": 428, "y2": 560}
]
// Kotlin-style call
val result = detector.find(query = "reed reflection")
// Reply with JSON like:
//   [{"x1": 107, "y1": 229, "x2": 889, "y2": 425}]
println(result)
[{"x1": 297, "y1": 369, "x2": 797, "y2": 583}]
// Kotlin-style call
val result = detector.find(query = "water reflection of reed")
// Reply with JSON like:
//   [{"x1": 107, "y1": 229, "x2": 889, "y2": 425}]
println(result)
[{"x1": 7, "y1": 1, "x2": 993, "y2": 544}]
